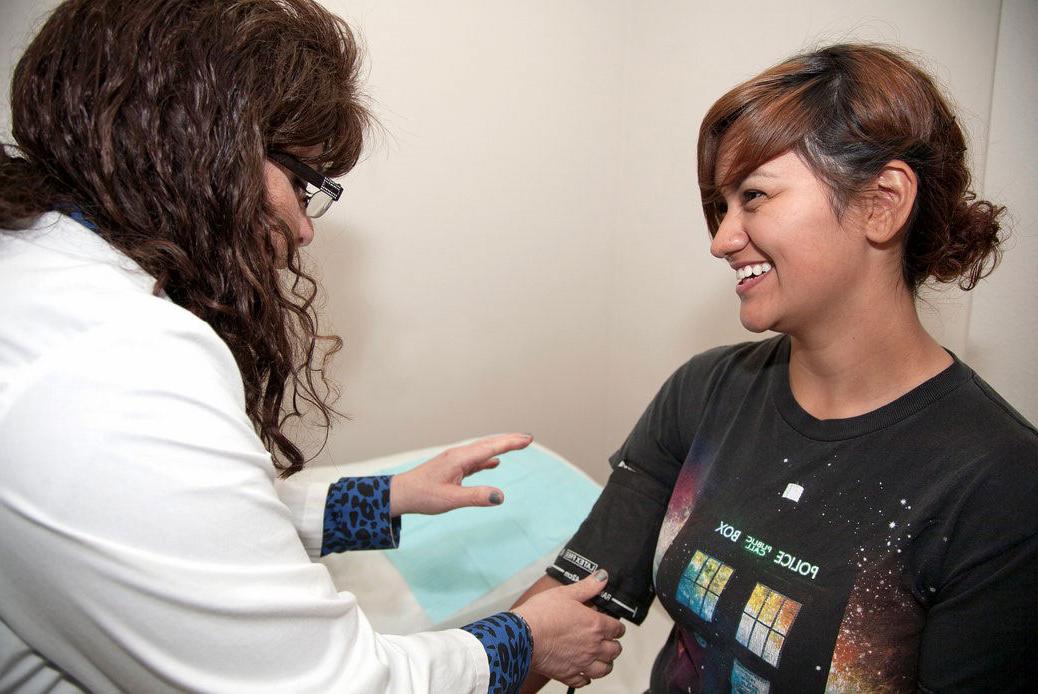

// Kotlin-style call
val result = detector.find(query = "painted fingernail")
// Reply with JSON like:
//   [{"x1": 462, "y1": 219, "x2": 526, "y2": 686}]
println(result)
[
  {"x1": 594, "y1": 569, "x2": 608, "y2": 582},
  {"x1": 489, "y1": 491, "x2": 503, "y2": 505}
]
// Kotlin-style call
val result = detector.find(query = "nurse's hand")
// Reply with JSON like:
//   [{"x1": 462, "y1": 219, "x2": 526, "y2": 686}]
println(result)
[
  {"x1": 513, "y1": 570, "x2": 625, "y2": 689},
  {"x1": 388, "y1": 433, "x2": 532, "y2": 516}
]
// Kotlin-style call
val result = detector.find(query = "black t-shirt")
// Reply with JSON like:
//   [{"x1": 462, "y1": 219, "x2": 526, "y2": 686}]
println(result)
[{"x1": 547, "y1": 337, "x2": 1038, "y2": 693}]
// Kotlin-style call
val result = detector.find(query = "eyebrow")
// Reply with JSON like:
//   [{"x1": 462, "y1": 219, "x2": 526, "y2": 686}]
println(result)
[
  {"x1": 742, "y1": 169, "x2": 779, "y2": 182},
  {"x1": 718, "y1": 168, "x2": 779, "y2": 194}
]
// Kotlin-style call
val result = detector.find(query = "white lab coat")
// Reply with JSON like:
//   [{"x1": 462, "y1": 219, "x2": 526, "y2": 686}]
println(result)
[{"x1": 0, "y1": 213, "x2": 489, "y2": 693}]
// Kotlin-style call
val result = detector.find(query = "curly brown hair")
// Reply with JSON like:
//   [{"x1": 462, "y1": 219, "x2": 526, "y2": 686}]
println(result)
[
  {"x1": 0, "y1": 0, "x2": 371, "y2": 476},
  {"x1": 698, "y1": 44, "x2": 1005, "y2": 291}
]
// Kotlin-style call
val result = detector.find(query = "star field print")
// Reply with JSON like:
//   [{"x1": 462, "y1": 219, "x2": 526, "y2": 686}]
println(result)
[{"x1": 655, "y1": 454, "x2": 700, "y2": 574}]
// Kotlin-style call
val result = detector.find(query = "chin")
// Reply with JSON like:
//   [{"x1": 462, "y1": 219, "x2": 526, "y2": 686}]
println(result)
[{"x1": 738, "y1": 312, "x2": 774, "y2": 334}]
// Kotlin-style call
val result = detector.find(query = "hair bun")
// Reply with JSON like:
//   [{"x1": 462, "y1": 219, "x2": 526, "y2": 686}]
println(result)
[{"x1": 931, "y1": 195, "x2": 1006, "y2": 290}]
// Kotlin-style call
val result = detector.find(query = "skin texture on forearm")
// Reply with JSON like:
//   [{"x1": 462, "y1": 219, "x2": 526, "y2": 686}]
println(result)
[
  {"x1": 513, "y1": 575, "x2": 564, "y2": 693},
  {"x1": 520, "y1": 670, "x2": 550, "y2": 693}
]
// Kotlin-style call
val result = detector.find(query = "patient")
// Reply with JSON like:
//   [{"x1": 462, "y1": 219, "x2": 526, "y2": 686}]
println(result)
[{"x1": 516, "y1": 43, "x2": 1037, "y2": 692}]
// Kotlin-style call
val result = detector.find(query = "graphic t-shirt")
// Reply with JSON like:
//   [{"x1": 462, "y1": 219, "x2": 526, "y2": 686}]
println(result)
[{"x1": 547, "y1": 337, "x2": 1038, "y2": 693}]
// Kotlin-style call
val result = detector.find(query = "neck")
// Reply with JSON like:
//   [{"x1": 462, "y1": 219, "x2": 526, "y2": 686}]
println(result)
[{"x1": 786, "y1": 288, "x2": 952, "y2": 420}]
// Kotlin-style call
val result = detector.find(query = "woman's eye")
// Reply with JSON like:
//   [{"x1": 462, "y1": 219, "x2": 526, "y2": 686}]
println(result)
[{"x1": 741, "y1": 189, "x2": 766, "y2": 207}]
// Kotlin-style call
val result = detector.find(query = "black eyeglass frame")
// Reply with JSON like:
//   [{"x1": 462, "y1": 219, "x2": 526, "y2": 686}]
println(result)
[{"x1": 268, "y1": 150, "x2": 343, "y2": 218}]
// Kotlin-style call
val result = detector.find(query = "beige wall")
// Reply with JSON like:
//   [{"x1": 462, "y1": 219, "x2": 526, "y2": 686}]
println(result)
[
  {"x1": 3, "y1": 1, "x2": 1034, "y2": 482},
  {"x1": 308, "y1": 1, "x2": 625, "y2": 474},
  {"x1": 968, "y1": 0, "x2": 1038, "y2": 423}
]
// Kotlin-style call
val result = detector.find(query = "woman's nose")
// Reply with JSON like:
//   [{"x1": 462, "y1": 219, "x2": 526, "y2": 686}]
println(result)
[
  {"x1": 709, "y1": 212, "x2": 748, "y2": 260},
  {"x1": 297, "y1": 215, "x2": 315, "y2": 247}
]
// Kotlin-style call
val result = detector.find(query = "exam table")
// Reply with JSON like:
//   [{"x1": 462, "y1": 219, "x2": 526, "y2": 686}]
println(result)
[{"x1": 282, "y1": 440, "x2": 672, "y2": 693}]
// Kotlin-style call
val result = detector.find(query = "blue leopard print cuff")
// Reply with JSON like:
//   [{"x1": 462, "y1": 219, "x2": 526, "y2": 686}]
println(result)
[
  {"x1": 461, "y1": 612, "x2": 532, "y2": 694},
  {"x1": 321, "y1": 476, "x2": 401, "y2": 555}
]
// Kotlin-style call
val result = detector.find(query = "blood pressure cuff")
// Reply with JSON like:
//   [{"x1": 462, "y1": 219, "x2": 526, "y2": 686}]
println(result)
[{"x1": 546, "y1": 462, "x2": 670, "y2": 625}]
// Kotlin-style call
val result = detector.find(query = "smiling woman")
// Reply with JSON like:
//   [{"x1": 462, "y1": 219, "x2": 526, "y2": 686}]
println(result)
[{"x1": 516, "y1": 44, "x2": 1037, "y2": 694}]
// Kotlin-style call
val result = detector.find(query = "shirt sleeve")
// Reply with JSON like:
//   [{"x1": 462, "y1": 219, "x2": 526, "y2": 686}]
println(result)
[
  {"x1": 0, "y1": 306, "x2": 490, "y2": 694},
  {"x1": 273, "y1": 473, "x2": 402, "y2": 558},
  {"x1": 321, "y1": 475, "x2": 402, "y2": 555},
  {"x1": 916, "y1": 442, "x2": 1038, "y2": 692},
  {"x1": 460, "y1": 613, "x2": 532, "y2": 694},
  {"x1": 546, "y1": 357, "x2": 706, "y2": 624}
]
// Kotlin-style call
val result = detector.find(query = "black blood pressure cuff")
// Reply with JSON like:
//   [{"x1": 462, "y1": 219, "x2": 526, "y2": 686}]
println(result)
[{"x1": 546, "y1": 463, "x2": 670, "y2": 625}]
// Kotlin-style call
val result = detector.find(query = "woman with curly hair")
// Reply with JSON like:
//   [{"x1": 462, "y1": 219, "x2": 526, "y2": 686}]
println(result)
[
  {"x1": 0, "y1": 1, "x2": 623, "y2": 692},
  {"x1": 518, "y1": 44, "x2": 1037, "y2": 693}
]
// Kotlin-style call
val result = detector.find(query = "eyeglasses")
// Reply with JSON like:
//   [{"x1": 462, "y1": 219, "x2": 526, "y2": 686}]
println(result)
[{"x1": 268, "y1": 150, "x2": 343, "y2": 218}]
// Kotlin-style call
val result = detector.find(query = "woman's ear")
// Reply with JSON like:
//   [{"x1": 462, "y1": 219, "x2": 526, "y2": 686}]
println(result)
[{"x1": 862, "y1": 160, "x2": 918, "y2": 244}]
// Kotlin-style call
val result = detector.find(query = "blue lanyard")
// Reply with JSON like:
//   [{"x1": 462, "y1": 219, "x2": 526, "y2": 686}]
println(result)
[{"x1": 67, "y1": 207, "x2": 98, "y2": 231}]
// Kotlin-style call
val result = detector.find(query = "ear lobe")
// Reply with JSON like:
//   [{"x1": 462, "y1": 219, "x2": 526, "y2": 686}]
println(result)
[{"x1": 863, "y1": 160, "x2": 918, "y2": 244}]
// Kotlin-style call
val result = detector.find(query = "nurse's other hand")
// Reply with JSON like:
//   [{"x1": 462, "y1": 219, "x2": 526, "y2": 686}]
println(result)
[
  {"x1": 513, "y1": 571, "x2": 625, "y2": 689},
  {"x1": 389, "y1": 433, "x2": 532, "y2": 516}
]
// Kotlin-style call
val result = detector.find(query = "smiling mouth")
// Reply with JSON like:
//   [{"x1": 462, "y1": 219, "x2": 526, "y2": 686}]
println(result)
[{"x1": 736, "y1": 262, "x2": 773, "y2": 284}]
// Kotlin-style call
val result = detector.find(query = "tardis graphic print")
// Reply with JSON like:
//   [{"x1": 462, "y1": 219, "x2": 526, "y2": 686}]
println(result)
[
  {"x1": 736, "y1": 584, "x2": 801, "y2": 668},
  {"x1": 649, "y1": 437, "x2": 924, "y2": 693},
  {"x1": 676, "y1": 550, "x2": 735, "y2": 622}
]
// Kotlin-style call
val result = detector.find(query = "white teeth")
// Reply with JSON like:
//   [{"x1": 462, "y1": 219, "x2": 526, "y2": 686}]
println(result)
[{"x1": 736, "y1": 263, "x2": 773, "y2": 282}]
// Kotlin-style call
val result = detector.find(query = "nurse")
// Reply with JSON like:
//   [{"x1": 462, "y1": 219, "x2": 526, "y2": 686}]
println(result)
[{"x1": 0, "y1": 1, "x2": 622, "y2": 692}]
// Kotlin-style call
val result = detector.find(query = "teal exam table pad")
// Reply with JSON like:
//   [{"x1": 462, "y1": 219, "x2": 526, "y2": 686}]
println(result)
[{"x1": 382, "y1": 444, "x2": 601, "y2": 624}]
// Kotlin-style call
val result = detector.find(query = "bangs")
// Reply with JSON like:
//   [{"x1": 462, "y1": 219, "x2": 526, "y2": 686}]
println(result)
[
  {"x1": 262, "y1": 5, "x2": 371, "y2": 176},
  {"x1": 698, "y1": 75, "x2": 819, "y2": 234},
  {"x1": 292, "y1": 96, "x2": 370, "y2": 177}
]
